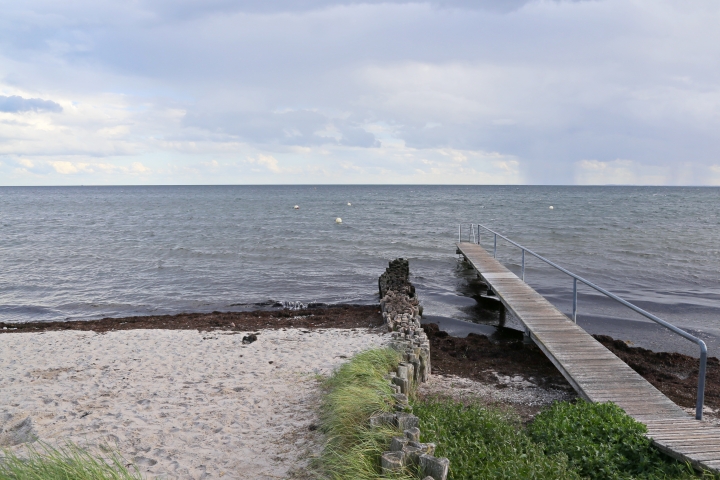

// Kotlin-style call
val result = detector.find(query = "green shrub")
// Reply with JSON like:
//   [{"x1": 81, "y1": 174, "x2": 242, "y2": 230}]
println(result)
[
  {"x1": 528, "y1": 400, "x2": 698, "y2": 480},
  {"x1": 413, "y1": 399, "x2": 580, "y2": 480},
  {"x1": 0, "y1": 441, "x2": 142, "y2": 480}
]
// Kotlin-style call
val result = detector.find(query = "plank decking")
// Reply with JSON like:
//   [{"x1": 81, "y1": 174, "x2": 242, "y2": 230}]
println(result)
[{"x1": 456, "y1": 242, "x2": 720, "y2": 472}]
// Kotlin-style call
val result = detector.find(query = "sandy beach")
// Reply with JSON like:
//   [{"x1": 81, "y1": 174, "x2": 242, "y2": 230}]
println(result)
[{"x1": 0, "y1": 327, "x2": 388, "y2": 479}]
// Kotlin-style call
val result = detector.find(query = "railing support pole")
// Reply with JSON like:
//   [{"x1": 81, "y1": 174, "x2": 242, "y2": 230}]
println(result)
[
  {"x1": 697, "y1": 346, "x2": 708, "y2": 420},
  {"x1": 470, "y1": 222, "x2": 711, "y2": 412},
  {"x1": 458, "y1": 224, "x2": 461, "y2": 243},
  {"x1": 572, "y1": 278, "x2": 578, "y2": 323}
]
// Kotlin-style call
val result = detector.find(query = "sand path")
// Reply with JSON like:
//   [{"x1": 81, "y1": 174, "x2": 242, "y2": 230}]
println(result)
[{"x1": 0, "y1": 327, "x2": 387, "y2": 479}]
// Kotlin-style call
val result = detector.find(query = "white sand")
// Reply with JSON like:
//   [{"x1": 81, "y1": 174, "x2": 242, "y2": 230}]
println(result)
[{"x1": 0, "y1": 328, "x2": 388, "y2": 479}]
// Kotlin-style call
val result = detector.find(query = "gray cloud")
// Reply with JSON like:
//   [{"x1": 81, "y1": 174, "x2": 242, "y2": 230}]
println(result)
[
  {"x1": 183, "y1": 108, "x2": 379, "y2": 147},
  {"x1": 0, "y1": 95, "x2": 62, "y2": 113},
  {"x1": 0, "y1": 0, "x2": 719, "y2": 185},
  {"x1": 140, "y1": 0, "x2": 537, "y2": 19}
]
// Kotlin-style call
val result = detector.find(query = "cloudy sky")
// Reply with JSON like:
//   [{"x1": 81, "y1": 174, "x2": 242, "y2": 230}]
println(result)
[{"x1": 1, "y1": 0, "x2": 719, "y2": 185}]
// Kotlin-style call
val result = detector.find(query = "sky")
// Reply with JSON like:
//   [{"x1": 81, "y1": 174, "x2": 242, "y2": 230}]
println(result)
[{"x1": 1, "y1": 0, "x2": 719, "y2": 185}]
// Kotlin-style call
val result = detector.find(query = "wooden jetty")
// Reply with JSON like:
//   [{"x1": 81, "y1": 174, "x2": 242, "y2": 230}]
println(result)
[{"x1": 456, "y1": 241, "x2": 720, "y2": 472}]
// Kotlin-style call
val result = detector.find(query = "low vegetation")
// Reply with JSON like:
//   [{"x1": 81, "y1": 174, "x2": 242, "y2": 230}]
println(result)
[
  {"x1": 529, "y1": 400, "x2": 698, "y2": 479},
  {"x1": 415, "y1": 398, "x2": 710, "y2": 480},
  {"x1": 0, "y1": 441, "x2": 142, "y2": 480},
  {"x1": 414, "y1": 399, "x2": 579, "y2": 480},
  {"x1": 318, "y1": 347, "x2": 415, "y2": 480},
  {"x1": 316, "y1": 347, "x2": 713, "y2": 480}
]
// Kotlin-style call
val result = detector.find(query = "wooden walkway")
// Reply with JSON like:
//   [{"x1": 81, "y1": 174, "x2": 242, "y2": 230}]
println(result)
[{"x1": 457, "y1": 242, "x2": 720, "y2": 472}]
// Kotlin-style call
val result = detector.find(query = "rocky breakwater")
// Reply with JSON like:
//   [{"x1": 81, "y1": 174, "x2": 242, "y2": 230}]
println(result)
[
  {"x1": 379, "y1": 259, "x2": 430, "y2": 389},
  {"x1": 374, "y1": 258, "x2": 448, "y2": 480}
]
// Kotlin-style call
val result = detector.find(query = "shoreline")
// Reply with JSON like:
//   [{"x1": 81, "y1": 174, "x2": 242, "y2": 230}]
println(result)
[
  {"x1": 0, "y1": 304, "x2": 384, "y2": 334},
  {"x1": 4, "y1": 305, "x2": 717, "y2": 414}
]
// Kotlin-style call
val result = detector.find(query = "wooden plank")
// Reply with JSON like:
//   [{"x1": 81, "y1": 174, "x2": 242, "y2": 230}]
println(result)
[{"x1": 456, "y1": 241, "x2": 720, "y2": 473}]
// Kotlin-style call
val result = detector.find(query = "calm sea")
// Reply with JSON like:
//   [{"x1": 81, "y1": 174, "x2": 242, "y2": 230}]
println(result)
[{"x1": 1, "y1": 186, "x2": 718, "y2": 354}]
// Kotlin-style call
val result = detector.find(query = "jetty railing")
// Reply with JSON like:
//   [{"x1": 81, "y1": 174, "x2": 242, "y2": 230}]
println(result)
[{"x1": 458, "y1": 223, "x2": 708, "y2": 420}]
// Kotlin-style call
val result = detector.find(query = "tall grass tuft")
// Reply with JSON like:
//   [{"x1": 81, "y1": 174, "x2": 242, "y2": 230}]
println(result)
[
  {"x1": 318, "y1": 348, "x2": 415, "y2": 480},
  {"x1": 0, "y1": 441, "x2": 143, "y2": 480}
]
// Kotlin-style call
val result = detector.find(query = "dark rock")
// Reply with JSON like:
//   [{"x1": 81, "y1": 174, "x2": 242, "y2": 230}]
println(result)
[
  {"x1": 0, "y1": 416, "x2": 38, "y2": 446},
  {"x1": 242, "y1": 334, "x2": 257, "y2": 344}
]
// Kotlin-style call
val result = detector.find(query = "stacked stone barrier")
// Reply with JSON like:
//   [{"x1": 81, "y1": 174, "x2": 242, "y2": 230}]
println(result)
[{"x1": 373, "y1": 258, "x2": 449, "y2": 480}]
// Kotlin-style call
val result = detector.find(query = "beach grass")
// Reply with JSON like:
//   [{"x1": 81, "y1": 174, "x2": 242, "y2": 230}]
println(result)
[
  {"x1": 318, "y1": 347, "x2": 415, "y2": 480},
  {"x1": 414, "y1": 398, "x2": 709, "y2": 480},
  {"x1": 0, "y1": 441, "x2": 142, "y2": 480}
]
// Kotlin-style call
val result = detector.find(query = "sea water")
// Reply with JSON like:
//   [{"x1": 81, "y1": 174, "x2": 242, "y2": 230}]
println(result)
[{"x1": 1, "y1": 185, "x2": 718, "y2": 354}]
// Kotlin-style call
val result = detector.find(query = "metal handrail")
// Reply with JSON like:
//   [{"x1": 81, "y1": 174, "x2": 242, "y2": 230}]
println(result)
[{"x1": 459, "y1": 223, "x2": 708, "y2": 420}]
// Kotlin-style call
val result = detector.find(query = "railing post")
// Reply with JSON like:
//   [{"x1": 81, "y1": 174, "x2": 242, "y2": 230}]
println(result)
[
  {"x1": 458, "y1": 224, "x2": 461, "y2": 243},
  {"x1": 572, "y1": 278, "x2": 578, "y2": 323},
  {"x1": 465, "y1": 224, "x2": 709, "y2": 409},
  {"x1": 697, "y1": 345, "x2": 708, "y2": 420}
]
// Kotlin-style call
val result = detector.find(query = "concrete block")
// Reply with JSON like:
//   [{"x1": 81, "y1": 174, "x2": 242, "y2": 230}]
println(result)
[
  {"x1": 404, "y1": 427, "x2": 420, "y2": 442},
  {"x1": 392, "y1": 375, "x2": 408, "y2": 394},
  {"x1": 390, "y1": 436, "x2": 408, "y2": 452},
  {"x1": 369, "y1": 412, "x2": 396, "y2": 428},
  {"x1": 392, "y1": 393, "x2": 409, "y2": 406},
  {"x1": 422, "y1": 443, "x2": 436, "y2": 456},
  {"x1": 395, "y1": 413, "x2": 419, "y2": 430},
  {"x1": 419, "y1": 454, "x2": 449, "y2": 480},
  {"x1": 381, "y1": 451, "x2": 405, "y2": 474},
  {"x1": 402, "y1": 445, "x2": 423, "y2": 465}
]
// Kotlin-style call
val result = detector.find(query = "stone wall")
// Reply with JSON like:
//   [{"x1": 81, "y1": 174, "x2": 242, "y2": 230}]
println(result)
[{"x1": 374, "y1": 258, "x2": 449, "y2": 480}]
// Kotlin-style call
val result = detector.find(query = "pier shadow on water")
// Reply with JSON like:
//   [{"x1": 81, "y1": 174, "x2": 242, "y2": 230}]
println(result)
[{"x1": 420, "y1": 258, "x2": 525, "y2": 342}]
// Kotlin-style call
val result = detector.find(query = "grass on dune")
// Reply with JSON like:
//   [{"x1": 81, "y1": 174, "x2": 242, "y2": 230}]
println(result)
[
  {"x1": 0, "y1": 441, "x2": 142, "y2": 480},
  {"x1": 318, "y1": 348, "x2": 416, "y2": 480}
]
